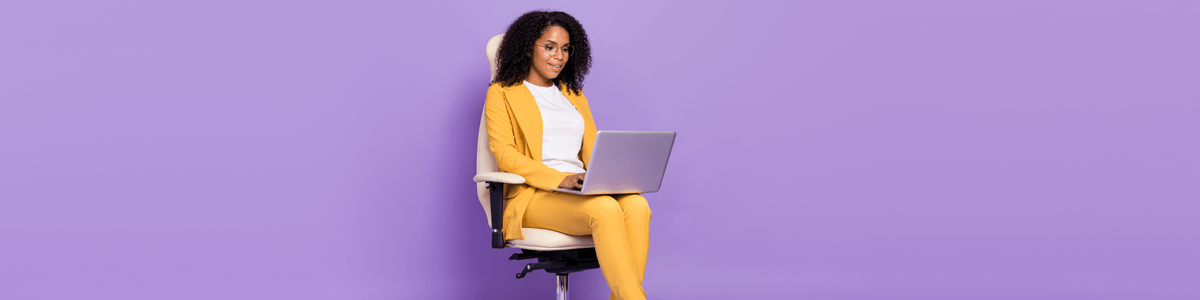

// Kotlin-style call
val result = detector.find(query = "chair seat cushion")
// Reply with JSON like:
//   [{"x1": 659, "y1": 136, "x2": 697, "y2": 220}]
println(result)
[{"x1": 507, "y1": 228, "x2": 594, "y2": 251}]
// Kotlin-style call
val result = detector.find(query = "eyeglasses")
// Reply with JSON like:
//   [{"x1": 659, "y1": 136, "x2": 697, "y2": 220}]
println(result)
[{"x1": 534, "y1": 44, "x2": 571, "y2": 56}]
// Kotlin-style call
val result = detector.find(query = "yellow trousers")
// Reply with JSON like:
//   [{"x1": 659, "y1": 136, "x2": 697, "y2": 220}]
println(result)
[{"x1": 523, "y1": 190, "x2": 651, "y2": 300}]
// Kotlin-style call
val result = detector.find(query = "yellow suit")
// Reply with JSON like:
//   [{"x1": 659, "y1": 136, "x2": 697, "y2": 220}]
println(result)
[
  {"x1": 484, "y1": 82, "x2": 650, "y2": 300},
  {"x1": 483, "y1": 82, "x2": 597, "y2": 241}
]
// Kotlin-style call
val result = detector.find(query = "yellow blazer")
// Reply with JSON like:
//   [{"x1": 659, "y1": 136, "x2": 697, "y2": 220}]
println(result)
[{"x1": 484, "y1": 82, "x2": 597, "y2": 241}]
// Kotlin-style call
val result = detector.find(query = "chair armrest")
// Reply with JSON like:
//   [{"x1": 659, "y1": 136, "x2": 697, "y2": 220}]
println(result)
[
  {"x1": 477, "y1": 172, "x2": 523, "y2": 249},
  {"x1": 474, "y1": 172, "x2": 525, "y2": 184}
]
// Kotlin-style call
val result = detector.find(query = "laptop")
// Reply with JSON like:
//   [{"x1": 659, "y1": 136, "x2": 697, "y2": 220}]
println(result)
[{"x1": 551, "y1": 131, "x2": 676, "y2": 195}]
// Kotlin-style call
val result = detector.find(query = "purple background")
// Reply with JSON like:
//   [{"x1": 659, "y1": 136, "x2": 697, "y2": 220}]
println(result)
[{"x1": 2, "y1": 1, "x2": 1197, "y2": 299}]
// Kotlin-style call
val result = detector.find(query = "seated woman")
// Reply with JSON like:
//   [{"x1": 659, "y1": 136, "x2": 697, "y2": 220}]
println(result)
[{"x1": 484, "y1": 10, "x2": 652, "y2": 300}]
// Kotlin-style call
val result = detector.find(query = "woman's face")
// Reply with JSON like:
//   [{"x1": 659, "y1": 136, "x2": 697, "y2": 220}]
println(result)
[{"x1": 526, "y1": 25, "x2": 570, "y2": 87}]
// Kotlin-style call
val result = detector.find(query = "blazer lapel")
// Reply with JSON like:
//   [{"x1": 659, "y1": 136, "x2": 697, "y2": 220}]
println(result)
[{"x1": 506, "y1": 83, "x2": 543, "y2": 161}]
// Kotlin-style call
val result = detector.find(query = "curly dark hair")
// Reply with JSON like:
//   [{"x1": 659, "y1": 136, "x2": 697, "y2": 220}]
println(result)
[{"x1": 493, "y1": 11, "x2": 591, "y2": 95}]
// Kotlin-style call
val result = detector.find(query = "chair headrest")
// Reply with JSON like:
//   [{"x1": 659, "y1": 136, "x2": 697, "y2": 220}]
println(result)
[{"x1": 486, "y1": 34, "x2": 505, "y2": 82}]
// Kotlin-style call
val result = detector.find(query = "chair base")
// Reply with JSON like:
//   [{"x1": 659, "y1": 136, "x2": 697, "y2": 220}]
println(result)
[
  {"x1": 510, "y1": 248, "x2": 599, "y2": 278},
  {"x1": 510, "y1": 248, "x2": 599, "y2": 300}
]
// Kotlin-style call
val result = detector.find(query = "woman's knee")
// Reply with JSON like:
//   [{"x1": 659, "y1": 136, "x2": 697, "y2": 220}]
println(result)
[
  {"x1": 581, "y1": 195, "x2": 622, "y2": 220},
  {"x1": 617, "y1": 194, "x2": 652, "y2": 219}
]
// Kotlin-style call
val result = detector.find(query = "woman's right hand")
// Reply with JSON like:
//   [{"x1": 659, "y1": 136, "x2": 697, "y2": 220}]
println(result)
[{"x1": 558, "y1": 173, "x2": 586, "y2": 190}]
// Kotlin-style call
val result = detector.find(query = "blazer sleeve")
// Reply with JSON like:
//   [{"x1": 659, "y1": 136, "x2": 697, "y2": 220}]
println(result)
[{"x1": 484, "y1": 85, "x2": 570, "y2": 190}]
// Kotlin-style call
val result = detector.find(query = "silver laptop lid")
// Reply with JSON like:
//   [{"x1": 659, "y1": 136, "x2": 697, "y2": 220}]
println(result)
[{"x1": 554, "y1": 130, "x2": 676, "y2": 195}]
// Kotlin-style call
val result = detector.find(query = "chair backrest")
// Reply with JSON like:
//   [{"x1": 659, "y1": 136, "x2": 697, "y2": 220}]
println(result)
[{"x1": 477, "y1": 33, "x2": 506, "y2": 227}]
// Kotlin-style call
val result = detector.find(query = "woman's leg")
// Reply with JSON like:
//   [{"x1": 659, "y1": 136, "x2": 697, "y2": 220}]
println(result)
[
  {"x1": 614, "y1": 194, "x2": 651, "y2": 282},
  {"x1": 523, "y1": 191, "x2": 647, "y2": 300},
  {"x1": 608, "y1": 194, "x2": 651, "y2": 300}
]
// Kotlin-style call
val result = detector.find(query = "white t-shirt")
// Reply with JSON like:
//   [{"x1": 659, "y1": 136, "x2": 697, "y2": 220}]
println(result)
[{"x1": 524, "y1": 81, "x2": 586, "y2": 174}]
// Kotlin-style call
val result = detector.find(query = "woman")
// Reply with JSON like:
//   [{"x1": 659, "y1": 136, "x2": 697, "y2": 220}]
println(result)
[{"x1": 484, "y1": 11, "x2": 651, "y2": 300}]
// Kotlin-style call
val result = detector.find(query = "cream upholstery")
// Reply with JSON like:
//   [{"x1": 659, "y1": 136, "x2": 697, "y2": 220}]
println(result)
[
  {"x1": 474, "y1": 172, "x2": 524, "y2": 185},
  {"x1": 476, "y1": 109, "x2": 521, "y2": 228},
  {"x1": 477, "y1": 33, "x2": 594, "y2": 251},
  {"x1": 507, "y1": 228, "x2": 596, "y2": 251},
  {"x1": 486, "y1": 34, "x2": 504, "y2": 83}
]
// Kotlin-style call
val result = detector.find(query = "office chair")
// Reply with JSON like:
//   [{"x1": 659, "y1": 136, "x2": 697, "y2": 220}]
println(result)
[{"x1": 473, "y1": 33, "x2": 601, "y2": 300}]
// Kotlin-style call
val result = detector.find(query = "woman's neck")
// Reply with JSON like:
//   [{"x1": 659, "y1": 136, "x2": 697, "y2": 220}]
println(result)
[{"x1": 525, "y1": 72, "x2": 554, "y2": 87}]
